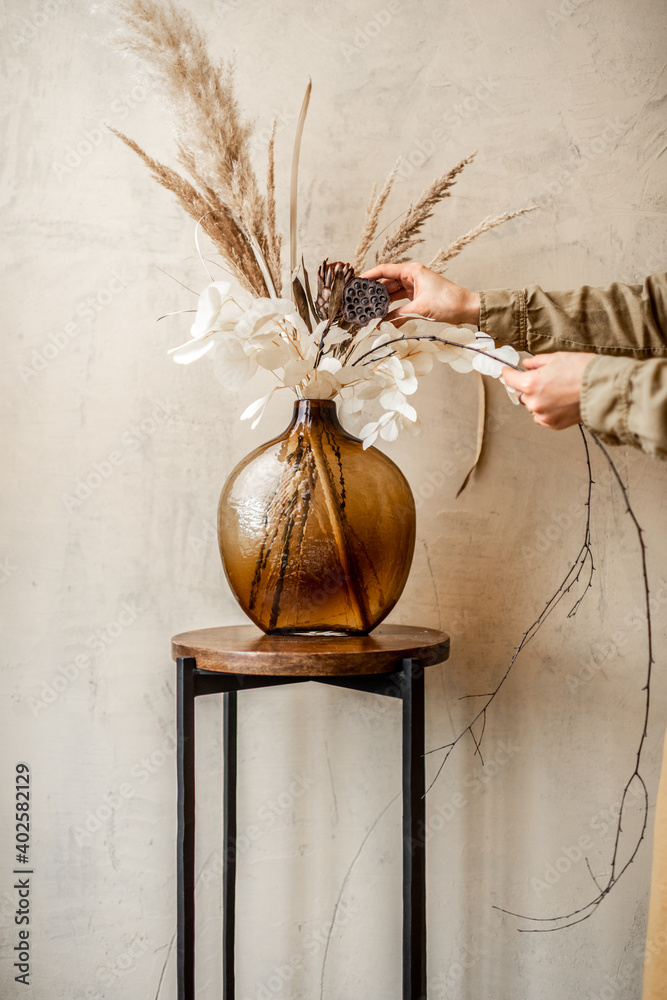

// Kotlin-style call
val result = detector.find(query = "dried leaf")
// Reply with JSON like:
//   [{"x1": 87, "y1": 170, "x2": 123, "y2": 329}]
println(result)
[
  {"x1": 292, "y1": 275, "x2": 312, "y2": 332},
  {"x1": 290, "y1": 79, "x2": 312, "y2": 277},
  {"x1": 301, "y1": 256, "x2": 319, "y2": 322},
  {"x1": 327, "y1": 269, "x2": 346, "y2": 324},
  {"x1": 456, "y1": 373, "x2": 486, "y2": 497}
]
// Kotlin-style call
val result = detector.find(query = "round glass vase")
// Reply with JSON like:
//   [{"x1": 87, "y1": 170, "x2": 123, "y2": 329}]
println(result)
[{"x1": 218, "y1": 398, "x2": 416, "y2": 635}]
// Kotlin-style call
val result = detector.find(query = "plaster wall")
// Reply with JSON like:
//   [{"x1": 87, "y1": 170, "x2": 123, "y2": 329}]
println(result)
[{"x1": 1, "y1": 0, "x2": 666, "y2": 997}]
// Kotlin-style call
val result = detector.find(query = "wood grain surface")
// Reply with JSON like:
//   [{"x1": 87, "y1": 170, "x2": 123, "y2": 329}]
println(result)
[{"x1": 171, "y1": 624, "x2": 450, "y2": 676}]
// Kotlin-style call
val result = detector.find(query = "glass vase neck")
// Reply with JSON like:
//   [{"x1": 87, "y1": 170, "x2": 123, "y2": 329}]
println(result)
[{"x1": 291, "y1": 398, "x2": 340, "y2": 427}]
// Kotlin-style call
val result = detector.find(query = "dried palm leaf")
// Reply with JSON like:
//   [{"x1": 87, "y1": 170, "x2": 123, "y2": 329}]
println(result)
[{"x1": 290, "y1": 79, "x2": 312, "y2": 277}]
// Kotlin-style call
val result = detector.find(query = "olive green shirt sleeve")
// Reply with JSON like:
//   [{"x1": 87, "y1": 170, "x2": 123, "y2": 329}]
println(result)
[{"x1": 478, "y1": 272, "x2": 667, "y2": 458}]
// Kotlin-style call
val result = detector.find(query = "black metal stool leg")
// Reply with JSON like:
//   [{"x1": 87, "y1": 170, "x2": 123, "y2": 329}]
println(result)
[
  {"x1": 401, "y1": 658, "x2": 426, "y2": 1000},
  {"x1": 177, "y1": 657, "x2": 196, "y2": 1000},
  {"x1": 223, "y1": 690, "x2": 238, "y2": 999}
]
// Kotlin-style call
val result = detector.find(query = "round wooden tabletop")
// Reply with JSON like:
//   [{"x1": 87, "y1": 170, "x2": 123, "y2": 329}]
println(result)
[{"x1": 171, "y1": 624, "x2": 450, "y2": 677}]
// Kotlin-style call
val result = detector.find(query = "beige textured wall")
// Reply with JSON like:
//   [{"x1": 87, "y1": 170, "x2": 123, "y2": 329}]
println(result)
[{"x1": 1, "y1": 0, "x2": 666, "y2": 997}]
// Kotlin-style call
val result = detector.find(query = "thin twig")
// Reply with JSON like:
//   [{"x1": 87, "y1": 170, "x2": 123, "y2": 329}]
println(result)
[
  {"x1": 492, "y1": 429, "x2": 652, "y2": 931},
  {"x1": 425, "y1": 426, "x2": 595, "y2": 799},
  {"x1": 351, "y1": 334, "x2": 524, "y2": 372}
]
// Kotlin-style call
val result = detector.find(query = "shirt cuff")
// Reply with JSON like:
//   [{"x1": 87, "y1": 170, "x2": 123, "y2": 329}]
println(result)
[
  {"x1": 580, "y1": 355, "x2": 637, "y2": 446},
  {"x1": 478, "y1": 288, "x2": 528, "y2": 349}
]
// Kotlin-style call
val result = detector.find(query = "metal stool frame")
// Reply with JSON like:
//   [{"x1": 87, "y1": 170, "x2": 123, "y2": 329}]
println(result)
[{"x1": 176, "y1": 656, "x2": 427, "y2": 1000}]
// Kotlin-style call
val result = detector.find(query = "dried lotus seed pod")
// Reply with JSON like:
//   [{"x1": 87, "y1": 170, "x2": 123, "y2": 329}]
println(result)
[{"x1": 341, "y1": 278, "x2": 390, "y2": 326}]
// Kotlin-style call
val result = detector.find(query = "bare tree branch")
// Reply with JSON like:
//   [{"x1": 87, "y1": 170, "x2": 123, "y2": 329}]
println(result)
[
  {"x1": 425, "y1": 426, "x2": 653, "y2": 931},
  {"x1": 425, "y1": 425, "x2": 595, "y2": 794},
  {"x1": 492, "y1": 430, "x2": 652, "y2": 931}
]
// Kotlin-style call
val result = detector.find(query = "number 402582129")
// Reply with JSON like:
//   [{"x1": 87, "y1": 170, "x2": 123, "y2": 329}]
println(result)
[{"x1": 15, "y1": 763, "x2": 30, "y2": 864}]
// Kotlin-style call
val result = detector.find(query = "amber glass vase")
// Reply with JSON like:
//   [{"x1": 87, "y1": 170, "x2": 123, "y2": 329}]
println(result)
[{"x1": 218, "y1": 399, "x2": 416, "y2": 635}]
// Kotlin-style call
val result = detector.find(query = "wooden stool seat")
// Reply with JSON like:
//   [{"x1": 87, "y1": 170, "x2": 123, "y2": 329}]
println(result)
[{"x1": 171, "y1": 623, "x2": 450, "y2": 675}]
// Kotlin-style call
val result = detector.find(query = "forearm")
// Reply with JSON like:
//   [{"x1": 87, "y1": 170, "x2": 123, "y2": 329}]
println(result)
[{"x1": 479, "y1": 273, "x2": 667, "y2": 359}]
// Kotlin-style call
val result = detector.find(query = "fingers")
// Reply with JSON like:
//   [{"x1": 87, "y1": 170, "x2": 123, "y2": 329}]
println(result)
[
  {"x1": 522, "y1": 354, "x2": 554, "y2": 369},
  {"x1": 360, "y1": 264, "x2": 413, "y2": 300},
  {"x1": 385, "y1": 305, "x2": 414, "y2": 327},
  {"x1": 360, "y1": 263, "x2": 410, "y2": 280},
  {"x1": 500, "y1": 365, "x2": 530, "y2": 393},
  {"x1": 502, "y1": 353, "x2": 585, "y2": 430},
  {"x1": 385, "y1": 312, "x2": 409, "y2": 328}
]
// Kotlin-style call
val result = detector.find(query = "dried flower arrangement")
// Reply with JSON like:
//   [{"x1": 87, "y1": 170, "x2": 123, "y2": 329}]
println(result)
[
  {"x1": 102, "y1": 0, "x2": 654, "y2": 936},
  {"x1": 104, "y1": 0, "x2": 534, "y2": 454}
]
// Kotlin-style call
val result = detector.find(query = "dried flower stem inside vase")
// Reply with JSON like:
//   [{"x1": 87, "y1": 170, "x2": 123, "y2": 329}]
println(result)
[{"x1": 218, "y1": 400, "x2": 416, "y2": 635}]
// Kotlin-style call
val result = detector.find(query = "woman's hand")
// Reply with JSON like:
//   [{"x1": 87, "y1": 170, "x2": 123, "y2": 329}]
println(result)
[
  {"x1": 502, "y1": 352, "x2": 596, "y2": 429},
  {"x1": 361, "y1": 262, "x2": 480, "y2": 327},
  {"x1": 364, "y1": 263, "x2": 596, "y2": 433}
]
